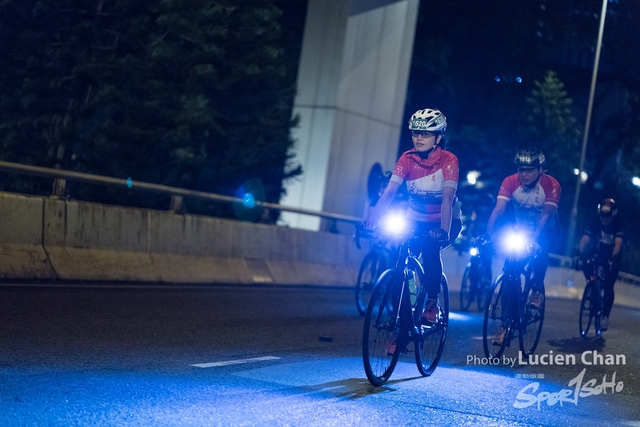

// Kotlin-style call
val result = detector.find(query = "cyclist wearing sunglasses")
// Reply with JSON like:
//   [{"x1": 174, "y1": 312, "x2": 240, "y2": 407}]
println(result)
[
  {"x1": 365, "y1": 108, "x2": 461, "y2": 325},
  {"x1": 485, "y1": 148, "x2": 561, "y2": 344},
  {"x1": 576, "y1": 198, "x2": 625, "y2": 331}
]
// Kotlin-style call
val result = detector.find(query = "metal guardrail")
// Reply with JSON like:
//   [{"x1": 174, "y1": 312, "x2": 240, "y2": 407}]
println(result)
[
  {"x1": 0, "y1": 160, "x2": 362, "y2": 224},
  {"x1": 2, "y1": 160, "x2": 638, "y2": 286}
]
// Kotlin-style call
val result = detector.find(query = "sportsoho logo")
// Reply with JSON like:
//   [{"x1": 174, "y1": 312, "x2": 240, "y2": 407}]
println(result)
[
  {"x1": 515, "y1": 351, "x2": 626, "y2": 410},
  {"x1": 466, "y1": 350, "x2": 627, "y2": 410}
]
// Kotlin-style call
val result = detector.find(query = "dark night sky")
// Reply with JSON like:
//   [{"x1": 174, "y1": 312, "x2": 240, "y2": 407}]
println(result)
[{"x1": 400, "y1": 0, "x2": 640, "y2": 152}]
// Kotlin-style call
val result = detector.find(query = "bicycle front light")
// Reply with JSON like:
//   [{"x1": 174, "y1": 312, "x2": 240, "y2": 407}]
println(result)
[
  {"x1": 381, "y1": 212, "x2": 407, "y2": 234},
  {"x1": 504, "y1": 232, "x2": 527, "y2": 253},
  {"x1": 469, "y1": 246, "x2": 479, "y2": 257}
]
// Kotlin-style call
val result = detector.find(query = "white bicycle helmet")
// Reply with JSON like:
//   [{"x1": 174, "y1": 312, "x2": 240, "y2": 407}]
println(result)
[
  {"x1": 514, "y1": 148, "x2": 545, "y2": 167},
  {"x1": 408, "y1": 108, "x2": 447, "y2": 132}
]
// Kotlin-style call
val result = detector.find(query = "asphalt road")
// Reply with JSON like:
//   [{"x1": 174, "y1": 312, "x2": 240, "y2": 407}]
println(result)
[{"x1": 1, "y1": 282, "x2": 639, "y2": 426}]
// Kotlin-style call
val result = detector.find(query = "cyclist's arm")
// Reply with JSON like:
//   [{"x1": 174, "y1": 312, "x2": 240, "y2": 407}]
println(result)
[
  {"x1": 487, "y1": 198, "x2": 508, "y2": 237},
  {"x1": 612, "y1": 236, "x2": 623, "y2": 259},
  {"x1": 578, "y1": 234, "x2": 592, "y2": 255},
  {"x1": 440, "y1": 186, "x2": 455, "y2": 235},
  {"x1": 365, "y1": 180, "x2": 401, "y2": 229},
  {"x1": 534, "y1": 203, "x2": 556, "y2": 242}
]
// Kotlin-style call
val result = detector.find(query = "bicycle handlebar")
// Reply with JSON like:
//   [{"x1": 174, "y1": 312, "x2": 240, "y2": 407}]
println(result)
[
  {"x1": 354, "y1": 223, "x2": 369, "y2": 250},
  {"x1": 354, "y1": 222, "x2": 438, "y2": 247}
]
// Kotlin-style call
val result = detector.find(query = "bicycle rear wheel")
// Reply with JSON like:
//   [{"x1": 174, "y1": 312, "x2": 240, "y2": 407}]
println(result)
[
  {"x1": 519, "y1": 285, "x2": 545, "y2": 355},
  {"x1": 356, "y1": 251, "x2": 384, "y2": 316},
  {"x1": 459, "y1": 265, "x2": 475, "y2": 312},
  {"x1": 362, "y1": 270, "x2": 402, "y2": 386},
  {"x1": 415, "y1": 274, "x2": 449, "y2": 376},
  {"x1": 476, "y1": 281, "x2": 490, "y2": 312},
  {"x1": 483, "y1": 274, "x2": 511, "y2": 359},
  {"x1": 476, "y1": 265, "x2": 491, "y2": 312}
]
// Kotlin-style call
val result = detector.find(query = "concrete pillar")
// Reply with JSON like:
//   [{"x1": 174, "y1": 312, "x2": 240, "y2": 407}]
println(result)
[{"x1": 279, "y1": 0, "x2": 419, "y2": 232}]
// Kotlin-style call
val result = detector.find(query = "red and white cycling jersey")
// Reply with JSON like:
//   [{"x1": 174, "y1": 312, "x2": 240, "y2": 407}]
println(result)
[
  {"x1": 389, "y1": 147, "x2": 459, "y2": 223},
  {"x1": 497, "y1": 173, "x2": 561, "y2": 232}
]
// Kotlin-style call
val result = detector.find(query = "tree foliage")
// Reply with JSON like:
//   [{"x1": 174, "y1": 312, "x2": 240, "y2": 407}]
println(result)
[
  {"x1": 405, "y1": 0, "x2": 640, "y2": 263},
  {"x1": 525, "y1": 70, "x2": 581, "y2": 187},
  {"x1": 0, "y1": 0, "x2": 301, "y2": 219}
]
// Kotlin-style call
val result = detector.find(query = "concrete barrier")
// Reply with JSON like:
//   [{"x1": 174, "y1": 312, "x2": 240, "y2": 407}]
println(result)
[
  {"x1": 0, "y1": 193, "x2": 55, "y2": 279},
  {"x1": 1, "y1": 191, "x2": 638, "y2": 310},
  {"x1": 0, "y1": 192, "x2": 365, "y2": 286}
]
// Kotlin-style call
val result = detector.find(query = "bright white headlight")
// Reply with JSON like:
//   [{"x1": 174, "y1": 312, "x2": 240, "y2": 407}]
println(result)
[
  {"x1": 505, "y1": 232, "x2": 527, "y2": 252},
  {"x1": 469, "y1": 247, "x2": 479, "y2": 257},
  {"x1": 381, "y1": 212, "x2": 406, "y2": 234}
]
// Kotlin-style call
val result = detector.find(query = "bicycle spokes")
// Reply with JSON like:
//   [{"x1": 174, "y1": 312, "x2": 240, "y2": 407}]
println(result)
[
  {"x1": 483, "y1": 276, "x2": 511, "y2": 359},
  {"x1": 415, "y1": 276, "x2": 449, "y2": 377},
  {"x1": 363, "y1": 274, "x2": 402, "y2": 386},
  {"x1": 579, "y1": 281, "x2": 602, "y2": 338},
  {"x1": 519, "y1": 287, "x2": 544, "y2": 356}
]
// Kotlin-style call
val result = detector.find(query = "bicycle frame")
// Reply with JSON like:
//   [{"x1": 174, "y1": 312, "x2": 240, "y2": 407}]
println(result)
[
  {"x1": 460, "y1": 237, "x2": 492, "y2": 311},
  {"x1": 362, "y1": 230, "x2": 449, "y2": 386},
  {"x1": 483, "y1": 230, "x2": 544, "y2": 358},
  {"x1": 468, "y1": 247, "x2": 482, "y2": 285},
  {"x1": 587, "y1": 254, "x2": 607, "y2": 284},
  {"x1": 390, "y1": 237, "x2": 426, "y2": 336},
  {"x1": 499, "y1": 252, "x2": 534, "y2": 341},
  {"x1": 579, "y1": 254, "x2": 606, "y2": 337}
]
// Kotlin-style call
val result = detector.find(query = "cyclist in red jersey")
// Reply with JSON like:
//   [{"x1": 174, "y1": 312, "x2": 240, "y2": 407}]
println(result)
[
  {"x1": 486, "y1": 148, "x2": 561, "y2": 345},
  {"x1": 365, "y1": 108, "x2": 461, "y2": 325},
  {"x1": 577, "y1": 198, "x2": 625, "y2": 331}
]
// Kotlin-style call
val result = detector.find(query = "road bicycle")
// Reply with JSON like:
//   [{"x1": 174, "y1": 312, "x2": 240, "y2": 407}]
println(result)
[
  {"x1": 482, "y1": 231, "x2": 544, "y2": 359},
  {"x1": 354, "y1": 234, "x2": 395, "y2": 316},
  {"x1": 459, "y1": 236, "x2": 492, "y2": 312},
  {"x1": 360, "y1": 219, "x2": 449, "y2": 387},
  {"x1": 354, "y1": 209, "x2": 406, "y2": 316},
  {"x1": 579, "y1": 254, "x2": 607, "y2": 338}
]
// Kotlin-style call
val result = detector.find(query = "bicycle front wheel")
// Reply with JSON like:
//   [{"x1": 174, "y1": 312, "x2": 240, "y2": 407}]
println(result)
[
  {"x1": 483, "y1": 274, "x2": 511, "y2": 359},
  {"x1": 415, "y1": 275, "x2": 449, "y2": 376},
  {"x1": 459, "y1": 265, "x2": 475, "y2": 312},
  {"x1": 580, "y1": 280, "x2": 603, "y2": 337},
  {"x1": 362, "y1": 270, "x2": 402, "y2": 386},
  {"x1": 578, "y1": 281, "x2": 594, "y2": 338},
  {"x1": 356, "y1": 251, "x2": 384, "y2": 316},
  {"x1": 593, "y1": 280, "x2": 604, "y2": 337},
  {"x1": 519, "y1": 286, "x2": 545, "y2": 356}
]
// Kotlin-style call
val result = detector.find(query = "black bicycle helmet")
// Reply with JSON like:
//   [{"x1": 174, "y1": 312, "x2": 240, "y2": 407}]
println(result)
[{"x1": 598, "y1": 198, "x2": 618, "y2": 217}]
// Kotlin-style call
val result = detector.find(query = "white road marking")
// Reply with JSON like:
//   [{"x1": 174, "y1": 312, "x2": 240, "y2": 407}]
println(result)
[
  {"x1": 471, "y1": 336, "x2": 484, "y2": 340},
  {"x1": 190, "y1": 356, "x2": 280, "y2": 368}
]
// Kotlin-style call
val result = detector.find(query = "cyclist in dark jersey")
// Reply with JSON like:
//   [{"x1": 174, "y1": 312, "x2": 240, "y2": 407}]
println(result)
[
  {"x1": 486, "y1": 148, "x2": 562, "y2": 345},
  {"x1": 365, "y1": 108, "x2": 461, "y2": 325},
  {"x1": 577, "y1": 198, "x2": 625, "y2": 331}
]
